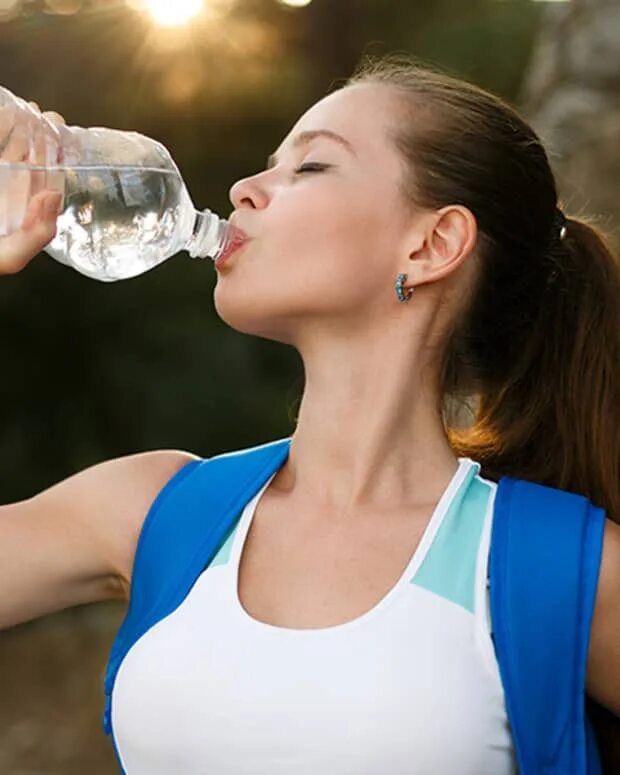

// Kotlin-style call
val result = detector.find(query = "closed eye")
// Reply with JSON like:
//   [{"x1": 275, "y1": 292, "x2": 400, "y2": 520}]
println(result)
[{"x1": 294, "y1": 163, "x2": 330, "y2": 174}]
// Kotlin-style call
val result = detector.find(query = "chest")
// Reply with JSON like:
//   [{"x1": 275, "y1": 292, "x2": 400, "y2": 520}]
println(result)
[{"x1": 236, "y1": 498, "x2": 432, "y2": 629}]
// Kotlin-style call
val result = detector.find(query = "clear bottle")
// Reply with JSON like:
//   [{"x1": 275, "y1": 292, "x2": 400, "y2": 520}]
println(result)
[{"x1": 0, "y1": 85, "x2": 242, "y2": 281}]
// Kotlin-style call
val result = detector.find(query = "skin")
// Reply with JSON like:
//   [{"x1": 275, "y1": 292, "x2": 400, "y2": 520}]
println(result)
[
  {"x1": 220, "y1": 82, "x2": 479, "y2": 518},
  {"x1": 0, "y1": 101, "x2": 65, "y2": 274},
  {"x1": 0, "y1": 190, "x2": 62, "y2": 274},
  {"x1": 219, "y1": 81, "x2": 620, "y2": 717},
  {"x1": 1, "y1": 86, "x2": 616, "y2": 717}
]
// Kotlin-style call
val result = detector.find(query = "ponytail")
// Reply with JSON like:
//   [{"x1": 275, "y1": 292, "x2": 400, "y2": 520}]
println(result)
[
  {"x1": 445, "y1": 216, "x2": 620, "y2": 772},
  {"x1": 447, "y1": 214, "x2": 620, "y2": 527}
]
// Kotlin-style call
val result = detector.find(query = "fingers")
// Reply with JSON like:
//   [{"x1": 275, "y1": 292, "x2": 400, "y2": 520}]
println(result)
[
  {"x1": 42, "y1": 111, "x2": 66, "y2": 126},
  {"x1": 28, "y1": 100, "x2": 66, "y2": 127},
  {"x1": 27, "y1": 100, "x2": 66, "y2": 127},
  {"x1": 16, "y1": 101, "x2": 67, "y2": 166},
  {"x1": 21, "y1": 190, "x2": 62, "y2": 231},
  {"x1": 0, "y1": 191, "x2": 62, "y2": 275}
]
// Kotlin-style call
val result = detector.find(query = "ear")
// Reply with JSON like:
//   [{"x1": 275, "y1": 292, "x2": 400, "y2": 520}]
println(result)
[{"x1": 403, "y1": 205, "x2": 478, "y2": 289}]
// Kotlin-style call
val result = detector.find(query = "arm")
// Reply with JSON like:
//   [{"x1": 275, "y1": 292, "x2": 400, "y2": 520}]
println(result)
[
  {"x1": 0, "y1": 123, "x2": 200, "y2": 627},
  {"x1": 586, "y1": 517, "x2": 620, "y2": 717},
  {"x1": 0, "y1": 450, "x2": 199, "y2": 630}
]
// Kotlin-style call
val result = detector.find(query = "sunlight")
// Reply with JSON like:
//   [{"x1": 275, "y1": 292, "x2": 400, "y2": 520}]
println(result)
[
  {"x1": 138, "y1": 0, "x2": 204, "y2": 27},
  {"x1": 0, "y1": 0, "x2": 21, "y2": 21}
]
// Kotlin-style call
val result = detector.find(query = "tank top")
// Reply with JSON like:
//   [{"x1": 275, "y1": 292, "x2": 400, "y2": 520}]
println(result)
[{"x1": 111, "y1": 456, "x2": 518, "y2": 774}]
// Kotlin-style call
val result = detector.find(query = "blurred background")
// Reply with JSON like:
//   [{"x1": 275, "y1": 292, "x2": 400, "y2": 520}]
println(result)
[{"x1": 0, "y1": 0, "x2": 618, "y2": 771}]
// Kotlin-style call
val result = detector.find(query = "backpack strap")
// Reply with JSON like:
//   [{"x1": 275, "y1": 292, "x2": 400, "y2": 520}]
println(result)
[
  {"x1": 490, "y1": 475, "x2": 606, "y2": 774},
  {"x1": 102, "y1": 436, "x2": 292, "y2": 759}
]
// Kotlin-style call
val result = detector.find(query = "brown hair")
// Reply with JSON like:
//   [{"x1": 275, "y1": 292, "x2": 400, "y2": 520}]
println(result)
[{"x1": 345, "y1": 54, "x2": 620, "y2": 767}]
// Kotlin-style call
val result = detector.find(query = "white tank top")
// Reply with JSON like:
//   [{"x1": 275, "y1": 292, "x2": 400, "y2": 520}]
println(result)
[{"x1": 112, "y1": 456, "x2": 517, "y2": 774}]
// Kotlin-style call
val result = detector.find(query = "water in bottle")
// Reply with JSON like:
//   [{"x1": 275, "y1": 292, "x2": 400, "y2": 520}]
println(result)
[{"x1": 0, "y1": 86, "x2": 243, "y2": 281}]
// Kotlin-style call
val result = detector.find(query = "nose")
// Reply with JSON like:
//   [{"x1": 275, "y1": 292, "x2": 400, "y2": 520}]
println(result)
[{"x1": 229, "y1": 171, "x2": 270, "y2": 211}]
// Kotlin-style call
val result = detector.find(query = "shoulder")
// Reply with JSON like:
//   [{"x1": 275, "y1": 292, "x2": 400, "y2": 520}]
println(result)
[
  {"x1": 112, "y1": 450, "x2": 203, "y2": 593},
  {"x1": 50, "y1": 449, "x2": 202, "y2": 601},
  {"x1": 586, "y1": 517, "x2": 620, "y2": 716},
  {"x1": 15, "y1": 449, "x2": 202, "y2": 614}
]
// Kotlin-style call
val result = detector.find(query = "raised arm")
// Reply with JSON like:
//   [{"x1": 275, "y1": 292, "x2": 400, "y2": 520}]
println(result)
[
  {"x1": 0, "y1": 107, "x2": 201, "y2": 629},
  {"x1": 0, "y1": 449, "x2": 199, "y2": 630}
]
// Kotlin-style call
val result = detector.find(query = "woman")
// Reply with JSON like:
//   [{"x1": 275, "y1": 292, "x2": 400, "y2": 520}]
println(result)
[{"x1": 1, "y1": 56, "x2": 619, "y2": 773}]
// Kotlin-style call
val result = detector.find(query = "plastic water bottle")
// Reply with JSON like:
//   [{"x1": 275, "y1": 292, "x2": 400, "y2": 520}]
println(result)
[{"x1": 0, "y1": 86, "x2": 244, "y2": 281}]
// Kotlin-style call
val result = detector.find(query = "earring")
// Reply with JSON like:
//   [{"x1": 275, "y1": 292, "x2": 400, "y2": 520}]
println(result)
[{"x1": 395, "y1": 273, "x2": 414, "y2": 303}]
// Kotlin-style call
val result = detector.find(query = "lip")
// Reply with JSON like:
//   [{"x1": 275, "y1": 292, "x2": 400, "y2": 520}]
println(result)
[{"x1": 214, "y1": 231, "x2": 250, "y2": 270}]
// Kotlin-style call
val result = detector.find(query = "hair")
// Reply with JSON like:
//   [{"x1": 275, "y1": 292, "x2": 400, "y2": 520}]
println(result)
[{"x1": 345, "y1": 55, "x2": 620, "y2": 767}]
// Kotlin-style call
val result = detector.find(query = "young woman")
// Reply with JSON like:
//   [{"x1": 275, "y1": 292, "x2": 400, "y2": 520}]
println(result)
[{"x1": 1, "y1": 57, "x2": 619, "y2": 774}]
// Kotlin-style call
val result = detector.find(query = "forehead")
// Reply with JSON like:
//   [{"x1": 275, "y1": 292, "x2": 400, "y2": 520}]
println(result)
[{"x1": 277, "y1": 83, "x2": 399, "y2": 160}]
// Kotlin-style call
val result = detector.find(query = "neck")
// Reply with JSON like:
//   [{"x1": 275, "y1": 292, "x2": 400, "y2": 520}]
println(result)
[{"x1": 271, "y1": 319, "x2": 460, "y2": 520}]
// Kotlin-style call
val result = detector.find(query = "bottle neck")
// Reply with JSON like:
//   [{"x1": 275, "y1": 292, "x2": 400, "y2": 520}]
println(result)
[{"x1": 186, "y1": 209, "x2": 229, "y2": 260}]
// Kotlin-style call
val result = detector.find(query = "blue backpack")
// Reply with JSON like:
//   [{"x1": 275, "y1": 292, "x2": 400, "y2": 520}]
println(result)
[{"x1": 102, "y1": 436, "x2": 606, "y2": 774}]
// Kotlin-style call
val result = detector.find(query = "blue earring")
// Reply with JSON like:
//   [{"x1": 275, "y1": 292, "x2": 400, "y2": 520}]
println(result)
[{"x1": 395, "y1": 273, "x2": 414, "y2": 303}]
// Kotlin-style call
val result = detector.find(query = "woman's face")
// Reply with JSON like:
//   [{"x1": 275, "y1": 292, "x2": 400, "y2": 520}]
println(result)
[{"x1": 216, "y1": 82, "x2": 417, "y2": 346}]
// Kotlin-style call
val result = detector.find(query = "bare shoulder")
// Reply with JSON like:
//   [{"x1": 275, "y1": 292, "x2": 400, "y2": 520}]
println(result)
[
  {"x1": 586, "y1": 517, "x2": 620, "y2": 716},
  {"x1": 0, "y1": 449, "x2": 201, "y2": 630},
  {"x1": 31, "y1": 448, "x2": 202, "y2": 602}
]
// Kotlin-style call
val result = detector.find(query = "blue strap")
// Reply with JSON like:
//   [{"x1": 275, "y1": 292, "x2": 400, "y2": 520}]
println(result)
[
  {"x1": 102, "y1": 436, "x2": 292, "y2": 754},
  {"x1": 102, "y1": 443, "x2": 606, "y2": 775},
  {"x1": 490, "y1": 475, "x2": 605, "y2": 774}
]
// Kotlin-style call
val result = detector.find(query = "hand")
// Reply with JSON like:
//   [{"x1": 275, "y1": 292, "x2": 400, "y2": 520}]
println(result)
[
  {"x1": 0, "y1": 190, "x2": 62, "y2": 275},
  {"x1": 0, "y1": 98, "x2": 66, "y2": 165}
]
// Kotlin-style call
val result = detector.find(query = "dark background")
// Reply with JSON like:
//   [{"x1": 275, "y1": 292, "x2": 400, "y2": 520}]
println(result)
[{"x1": 0, "y1": 0, "x2": 542, "y2": 499}]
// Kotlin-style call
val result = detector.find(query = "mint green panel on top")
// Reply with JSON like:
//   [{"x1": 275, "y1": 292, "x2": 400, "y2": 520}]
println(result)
[
  {"x1": 410, "y1": 466, "x2": 492, "y2": 613},
  {"x1": 209, "y1": 517, "x2": 243, "y2": 567}
]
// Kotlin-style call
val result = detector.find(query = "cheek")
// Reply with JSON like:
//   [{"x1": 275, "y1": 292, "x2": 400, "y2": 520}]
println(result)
[
  {"x1": 212, "y1": 194, "x2": 399, "y2": 333},
  {"x1": 266, "y1": 195, "x2": 390, "y2": 282}
]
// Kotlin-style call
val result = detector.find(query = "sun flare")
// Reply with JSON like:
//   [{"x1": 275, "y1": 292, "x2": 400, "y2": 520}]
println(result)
[{"x1": 138, "y1": 0, "x2": 204, "y2": 27}]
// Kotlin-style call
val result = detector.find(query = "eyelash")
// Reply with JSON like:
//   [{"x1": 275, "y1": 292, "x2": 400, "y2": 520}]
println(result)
[{"x1": 294, "y1": 163, "x2": 329, "y2": 175}]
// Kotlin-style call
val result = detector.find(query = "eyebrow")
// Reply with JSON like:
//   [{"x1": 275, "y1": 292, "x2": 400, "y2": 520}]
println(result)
[{"x1": 266, "y1": 130, "x2": 356, "y2": 169}]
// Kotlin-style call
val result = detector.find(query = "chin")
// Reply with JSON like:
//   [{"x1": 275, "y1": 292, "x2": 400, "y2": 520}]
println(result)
[{"x1": 213, "y1": 285, "x2": 296, "y2": 345}]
